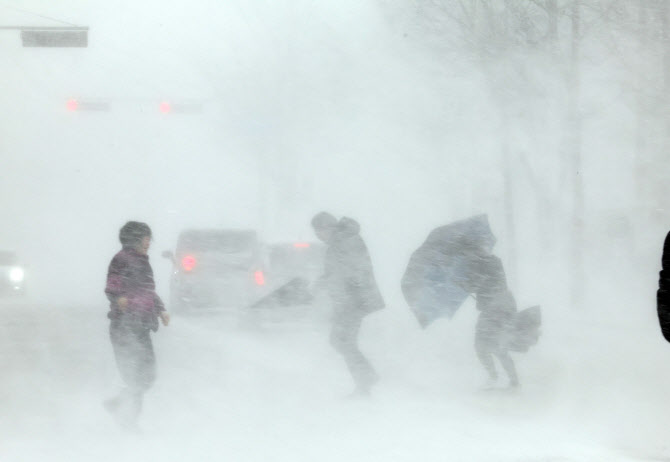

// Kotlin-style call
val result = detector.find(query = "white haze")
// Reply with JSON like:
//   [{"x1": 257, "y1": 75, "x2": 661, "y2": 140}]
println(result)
[{"x1": 1, "y1": 1, "x2": 669, "y2": 461}]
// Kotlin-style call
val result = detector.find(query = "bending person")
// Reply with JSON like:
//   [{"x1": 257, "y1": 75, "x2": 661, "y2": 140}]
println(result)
[{"x1": 311, "y1": 212, "x2": 385, "y2": 397}]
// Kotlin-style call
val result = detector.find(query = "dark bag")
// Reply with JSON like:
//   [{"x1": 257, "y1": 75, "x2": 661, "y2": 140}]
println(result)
[{"x1": 507, "y1": 305, "x2": 542, "y2": 352}]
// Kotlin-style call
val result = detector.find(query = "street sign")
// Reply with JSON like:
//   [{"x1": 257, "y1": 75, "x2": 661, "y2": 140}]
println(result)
[{"x1": 21, "y1": 29, "x2": 87, "y2": 47}]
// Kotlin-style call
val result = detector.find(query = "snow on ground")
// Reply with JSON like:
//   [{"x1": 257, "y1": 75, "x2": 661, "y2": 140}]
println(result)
[{"x1": 1, "y1": 296, "x2": 670, "y2": 462}]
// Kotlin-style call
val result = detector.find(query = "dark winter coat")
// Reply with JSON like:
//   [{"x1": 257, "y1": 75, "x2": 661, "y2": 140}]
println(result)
[
  {"x1": 657, "y1": 231, "x2": 670, "y2": 342},
  {"x1": 466, "y1": 254, "x2": 516, "y2": 314},
  {"x1": 105, "y1": 247, "x2": 165, "y2": 331},
  {"x1": 321, "y1": 217, "x2": 385, "y2": 316},
  {"x1": 465, "y1": 253, "x2": 517, "y2": 352}
]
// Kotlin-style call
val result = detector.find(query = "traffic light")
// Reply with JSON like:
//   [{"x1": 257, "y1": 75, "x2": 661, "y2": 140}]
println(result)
[
  {"x1": 158, "y1": 101, "x2": 203, "y2": 114},
  {"x1": 66, "y1": 99, "x2": 110, "y2": 112},
  {"x1": 61, "y1": 98, "x2": 205, "y2": 113}
]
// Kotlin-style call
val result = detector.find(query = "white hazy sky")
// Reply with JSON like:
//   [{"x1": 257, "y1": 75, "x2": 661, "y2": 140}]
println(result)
[{"x1": 3, "y1": 2, "x2": 670, "y2": 461}]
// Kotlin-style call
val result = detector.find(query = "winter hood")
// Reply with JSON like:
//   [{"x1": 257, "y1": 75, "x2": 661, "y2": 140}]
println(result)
[{"x1": 334, "y1": 217, "x2": 360, "y2": 240}]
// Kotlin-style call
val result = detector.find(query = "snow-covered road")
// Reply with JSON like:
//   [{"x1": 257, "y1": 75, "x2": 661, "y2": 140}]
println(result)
[{"x1": 1, "y1": 300, "x2": 669, "y2": 462}]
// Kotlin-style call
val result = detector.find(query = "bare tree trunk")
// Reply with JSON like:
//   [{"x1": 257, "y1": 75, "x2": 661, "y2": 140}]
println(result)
[
  {"x1": 663, "y1": 0, "x2": 670, "y2": 96},
  {"x1": 543, "y1": 0, "x2": 559, "y2": 253},
  {"x1": 659, "y1": 0, "x2": 670, "y2": 226},
  {"x1": 546, "y1": 0, "x2": 558, "y2": 43},
  {"x1": 634, "y1": 0, "x2": 648, "y2": 207},
  {"x1": 502, "y1": 114, "x2": 516, "y2": 284},
  {"x1": 569, "y1": 0, "x2": 584, "y2": 306}
]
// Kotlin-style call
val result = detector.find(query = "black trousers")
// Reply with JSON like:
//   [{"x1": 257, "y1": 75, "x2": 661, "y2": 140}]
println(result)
[
  {"x1": 109, "y1": 318, "x2": 156, "y2": 422},
  {"x1": 474, "y1": 310, "x2": 518, "y2": 384},
  {"x1": 330, "y1": 310, "x2": 378, "y2": 392}
]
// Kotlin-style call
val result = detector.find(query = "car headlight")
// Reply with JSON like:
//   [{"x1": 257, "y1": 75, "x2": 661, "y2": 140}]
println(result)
[{"x1": 9, "y1": 267, "x2": 24, "y2": 283}]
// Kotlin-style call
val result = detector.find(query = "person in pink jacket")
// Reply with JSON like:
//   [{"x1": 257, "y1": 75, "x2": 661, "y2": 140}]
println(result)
[{"x1": 104, "y1": 221, "x2": 170, "y2": 429}]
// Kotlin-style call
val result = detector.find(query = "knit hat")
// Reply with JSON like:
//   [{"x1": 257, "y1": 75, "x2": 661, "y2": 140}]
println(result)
[{"x1": 119, "y1": 221, "x2": 152, "y2": 248}]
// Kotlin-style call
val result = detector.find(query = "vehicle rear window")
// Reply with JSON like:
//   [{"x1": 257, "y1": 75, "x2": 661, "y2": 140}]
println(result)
[
  {"x1": 269, "y1": 245, "x2": 324, "y2": 272},
  {"x1": 177, "y1": 231, "x2": 257, "y2": 253}
]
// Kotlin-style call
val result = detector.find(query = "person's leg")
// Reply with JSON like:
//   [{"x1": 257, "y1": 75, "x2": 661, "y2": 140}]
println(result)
[
  {"x1": 107, "y1": 322, "x2": 156, "y2": 426},
  {"x1": 330, "y1": 313, "x2": 377, "y2": 394},
  {"x1": 475, "y1": 314, "x2": 498, "y2": 383},
  {"x1": 475, "y1": 336, "x2": 497, "y2": 382},
  {"x1": 124, "y1": 329, "x2": 156, "y2": 423},
  {"x1": 494, "y1": 350, "x2": 519, "y2": 387},
  {"x1": 134, "y1": 328, "x2": 156, "y2": 392},
  {"x1": 107, "y1": 321, "x2": 135, "y2": 425}
]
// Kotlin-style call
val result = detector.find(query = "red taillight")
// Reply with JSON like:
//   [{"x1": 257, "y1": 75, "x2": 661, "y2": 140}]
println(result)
[
  {"x1": 181, "y1": 255, "x2": 196, "y2": 271},
  {"x1": 66, "y1": 99, "x2": 78, "y2": 111},
  {"x1": 293, "y1": 242, "x2": 310, "y2": 248},
  {"x1": 254, "y1": 270, "x2": 265, "y2": 286},
  {"x1": 159, "y1": 101, "x2": 171, "y2": 113}
]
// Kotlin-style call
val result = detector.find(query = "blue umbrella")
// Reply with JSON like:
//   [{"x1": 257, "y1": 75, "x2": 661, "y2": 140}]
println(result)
[{"x1": 402, "y1": 215, "x2": 496, "y2": 328}]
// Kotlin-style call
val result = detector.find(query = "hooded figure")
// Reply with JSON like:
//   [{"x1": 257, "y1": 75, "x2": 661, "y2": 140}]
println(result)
[
  {"x1": 312, "y1": 212, "x2": 384, "y2": 396},
  {"x1": 104, "y1": 221, "x2": 169, "y2": 429},
  {"x1": 464, "y1": 250, "x2": 519, "y2": 388},
  {"x1": 402, "y1": 215, "x2": 539, "y2": 389}
]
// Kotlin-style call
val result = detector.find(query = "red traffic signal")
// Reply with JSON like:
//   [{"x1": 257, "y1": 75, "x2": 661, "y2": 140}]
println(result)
[
  {"x1": 65, "y1": 99, "x2": 110, "y2": 112},
  {"x1": 181, "y1": 255, "x2": 196, "y2": 271},
  {"x1": 158, "y1": 101, "x2": 203, "y2": 114}
]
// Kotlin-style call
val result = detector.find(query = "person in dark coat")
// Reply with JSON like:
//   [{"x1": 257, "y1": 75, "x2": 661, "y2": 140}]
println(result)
[
  {"x1": 311, "y1": 212, "x2": 385, "y2": 397},
  {"x1": 104, "y1": 221, "x2": 170, "y2": 428},
  {"x1": 463, "y1": 243, "x2": 519, "y2": 388},
  {"x1": 657, "y1": 231, "x2": 670, "y2": 342}
]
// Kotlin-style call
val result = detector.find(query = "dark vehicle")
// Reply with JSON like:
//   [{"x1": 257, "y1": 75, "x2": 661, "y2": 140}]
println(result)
[
  {"x1": 267, "y1": 242, "x2": 325, "y2": 283},
  {"x1": 0, "y1": 251, "x2": 26, "y2": 296},
  {"x1": 163, "y1": 229, "x2": 267, "y2": 312},
  {"x1": 250, "y1": 242, "x2": 325, "y2": 309}
]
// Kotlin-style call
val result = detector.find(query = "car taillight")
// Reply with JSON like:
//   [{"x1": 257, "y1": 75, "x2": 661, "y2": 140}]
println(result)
[
  {"x1": 254, "y1": 270, "x2": 265, "y2": 286},
  {"x1": 181, "y1": 255, "x2": 196, "y2": 271},
  {"x1": 293, "y1": 242, "x2": 310, "y2": 248}
]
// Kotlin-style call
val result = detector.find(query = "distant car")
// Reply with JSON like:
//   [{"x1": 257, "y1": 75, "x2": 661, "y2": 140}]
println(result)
[
  {"x1": 0, "y1": 251, "x2": 26, "y2": 296},
  {"x1": 163, "y1": 229, "x2": 267, "y2": 312},
  {"x1": 250, "y1": 242, "x2": 325, "y2": 309},
  {"x1": 266, "y1": 242, "x2": 325, "y2": 283}
]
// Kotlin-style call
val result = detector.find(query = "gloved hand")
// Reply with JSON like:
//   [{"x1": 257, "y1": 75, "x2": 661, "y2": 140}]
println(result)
[{"x1": 117, "y1": 297, "x2": 128, "y2": 312}]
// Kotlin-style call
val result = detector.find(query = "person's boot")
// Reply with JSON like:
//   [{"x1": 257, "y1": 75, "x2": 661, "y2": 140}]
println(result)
[
  {"x1": 103, "y1": 393, "x2": 130, "y2": 428},
  {"x1": 105, "y1": 389, "x2": 142, "y2": 432},
  {"x1": 103, "y1": 395, "x2": 121, "y2": 414},
  {"x1": 480, "y1": 375, "x2": 498, "y2": 390},
  {"x1": 118, "y1": 391, "x2": 143, "y2": 431},
  {"x1": 507, "y1": 378, "x2": 520, "y2": 390},
  {"x1": 346, "y1": 387, "x2": 371, "y2": 400}
]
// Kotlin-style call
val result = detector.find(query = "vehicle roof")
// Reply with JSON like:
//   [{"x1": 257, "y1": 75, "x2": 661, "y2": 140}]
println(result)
[
  {"x1": 178, "y1": 229, "x2": 257, "y2": 238},
  {"x1": 175, "y1": 229, "x2": 260, "y2": 253},
  {"x1": 268, "y1": 241, "x2": 321, "y2": 248}
]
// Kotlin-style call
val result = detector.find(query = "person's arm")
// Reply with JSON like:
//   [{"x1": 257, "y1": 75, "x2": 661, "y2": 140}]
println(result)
[
  {"x1": 154, "y1": 293, "x2": 170, "y2": 326},
  {"x1": 344, "y1": 237, "x2": 369, "y2": 285},
  {"x1": 312, "y1": 246, "x2": 334, "y2": 294},
  {"x1": 346, "y1": 237, "x2": 384, "y2": 310},
  {"x1": 153, "y1": 293, "x2": 165, "y2": 312},
  {"x1": 658, "y1": 232, "x2": 670, "y2": 342},
  {"x1": 105, "y1": 254, "x2": 128, "y2": 312}
]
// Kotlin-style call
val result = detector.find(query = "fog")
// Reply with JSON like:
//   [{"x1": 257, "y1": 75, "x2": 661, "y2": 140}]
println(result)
[{"x1": 1, "y1": 1, "x2": 669, "y2": 461}]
